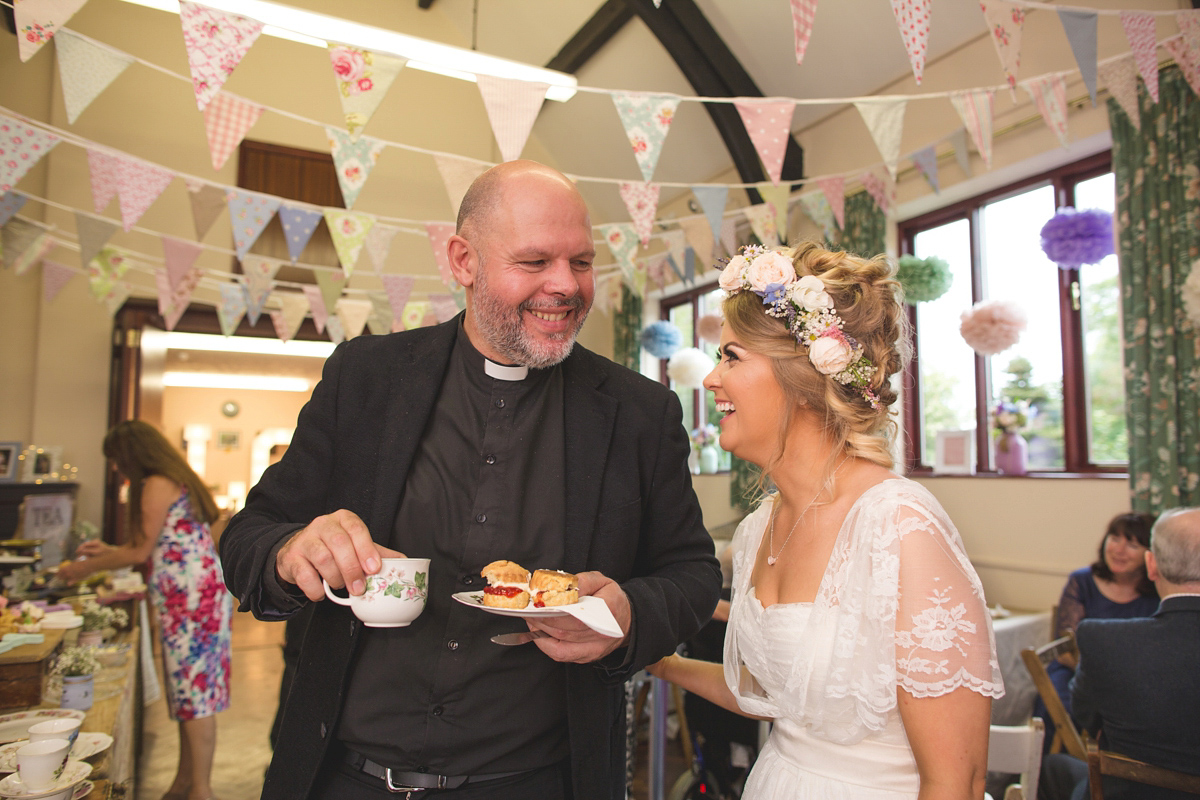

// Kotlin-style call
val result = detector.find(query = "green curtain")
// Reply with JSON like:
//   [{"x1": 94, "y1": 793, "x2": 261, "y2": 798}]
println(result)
[
  {"x1": 729, "y1": 455, "x2": 760, "y2": 512},
  {"x1": 839, "y1": 191, "x2": 887, "y2": 258},
  {"x1": 1110, "y1": 66, "x2": 1200, "y2": 513},
  {"x1": 612, "y1": 285, "x2": 643, "y2": 370}
]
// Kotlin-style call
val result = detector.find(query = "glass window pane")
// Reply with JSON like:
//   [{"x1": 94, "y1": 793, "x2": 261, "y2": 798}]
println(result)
[
  {"x1": 668, "y1": 302, "x2": 696, "y2": 431},
  {"x1": 981, "y1": 185, "x2": 1064, "y2": 469},
  {"x1": 913, "y1": 220, "x2": 976, "y2": 466}
]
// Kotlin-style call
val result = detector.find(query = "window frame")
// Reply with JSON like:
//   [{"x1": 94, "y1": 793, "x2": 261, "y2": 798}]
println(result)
[
  {"x1": 659, "y1": 280, "x2": 721, "y2": 432},
  {"x1": 899, "y1": 150, "x2": 1121, "y2": 476}
]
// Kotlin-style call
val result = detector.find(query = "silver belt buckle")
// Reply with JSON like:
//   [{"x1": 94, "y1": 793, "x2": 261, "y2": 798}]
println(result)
[{"x1": 385, "y1": 769, "x2": 446, "y2": 795}]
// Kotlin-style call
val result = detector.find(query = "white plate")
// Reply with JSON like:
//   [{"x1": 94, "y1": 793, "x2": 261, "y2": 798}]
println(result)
[
  {"x1": 0, "y1": 713, "x2": 86, "y2": 747},
  {"x1": 37, "y1": 617, "x2": 82, "y2": 630},
  {"x1": 453, "y1": 591, "x2": 575, "y2": 617},
  {"x1": 0, "y1": 760, "x2": 91, "y2": 799},
  {"x1": 0, "y1": 734, "x2": 112, "y2": 773},
  {"x1": 452, "y1": 592, "x2": 623, "y2": 638}
]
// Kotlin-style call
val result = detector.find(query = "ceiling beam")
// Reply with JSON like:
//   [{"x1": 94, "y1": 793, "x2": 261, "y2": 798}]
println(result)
[{"x1": 546, "y1": 0, "x2": 634, "y2": 74}]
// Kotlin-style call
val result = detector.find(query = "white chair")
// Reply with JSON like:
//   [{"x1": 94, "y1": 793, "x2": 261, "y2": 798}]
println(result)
[{"x1": 987, "y1": 718, "x2": 1045, "y2": 800}]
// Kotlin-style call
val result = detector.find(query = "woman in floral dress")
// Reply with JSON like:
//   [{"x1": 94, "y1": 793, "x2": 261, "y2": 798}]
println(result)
[{"x1": 61, "y1": 420, "x2": 232, "y2": 800}]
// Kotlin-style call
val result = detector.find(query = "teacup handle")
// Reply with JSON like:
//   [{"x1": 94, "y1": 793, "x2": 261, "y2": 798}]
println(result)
[{"x1": 323, "y1": 579, "x2": 353, "y2": 606}]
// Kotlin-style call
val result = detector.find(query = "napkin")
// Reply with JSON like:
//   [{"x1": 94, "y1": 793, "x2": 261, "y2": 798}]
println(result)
[
  {"x1": 562, "y1": 596, "x2": 623, "y2": 638},
  {"x1": 0, "y1": 632, "x2": 45, "y2": 654}
]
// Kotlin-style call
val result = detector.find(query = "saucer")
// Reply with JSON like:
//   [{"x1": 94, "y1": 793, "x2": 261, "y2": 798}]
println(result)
[
  {"x1": 0, "y1": 760, "x2": 91, "y2": 799},
  {"x1": 0, "y1": 734, "x2": 112, "y2": 773},
  {"x1": 0, "y1": 713, "x2": 86, "y2": 747}
]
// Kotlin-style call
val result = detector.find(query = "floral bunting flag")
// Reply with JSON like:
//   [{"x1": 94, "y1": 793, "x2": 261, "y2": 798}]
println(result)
[
  {"x1": 816, "y1": 176, "x2": 845, "y2": 229},
  {"x1": 854, "y1": 98, "x2": 906, "y2": 178},
  {"x1": 204, "y1": 93, "x2": 262, "y2": 170},
  {"x1": 1098, "y1": 55, "x2": 1141, "y2": 131},
  {"x1": 301, "y1": 284, "x2": 327, "y2": 333},
  {"x1": 424, "y1": 221, "x2": 458, "y2": 289},
  {"x1": 328, "y1": 46, "x2": 407, "y2": 138},
  {"x1": 1, "y1": 193, "x2": 28, "y2": 227},
  {"x1": 612, "y1": 92, "x2": 680, "y2": 182},
  {"x1": 619, "y1": 182, "x2": 660, "y2": 246},
  {"x1": 113, "y1": 155, "x2": 175, "y2": 231},
  {"x1": 1180, "y1": 11, "x2": 1200, "y2": 53},
  {"x1": 950, "y1": 89, "x2": 995, "y2": 169},
  {"x1": 691, "y1": 186, "x2": 728, "y2": 245},
  {"x1": 102, "y1": 282, "x2": 131, "y2": 316},
  {"x1": 86, "y1": 149, "x2": 118, "y2": 213},
  {"x1": 87, "y1": 246, "x2": 131, "y2": 300},
  {"x1": 790, "y1": 0, "x2": 818, "y2": 65},
  {"x1": 910, "y1": 144, "x2": 940, "y2": 193},
  {"x1": 755, "y1": 182, "x2": 791, "y2": 242},
  {"x1": 217, "y1": 282, "x2": 246, "y2": 336},
  {"x1": 1164, "y1": 38, "x2": 1200, "y2": 98},
  {"x1": 365, "y1": 223, "x2": 400, "y2": 272},
  {"x1": 400, "y1": 300, "x2": 434, "y2": 330},
  {"x1": 3, "y1": 220, "x2": 54, "y2": 275},
  {"x1": 178, "y1": 1, "x2": 264, "y2": 111},
  {"x1": 185, "y1": 179, "x2": 227, "y2": 240},
  {"x1": 599, "y1": 223, "x2": 638, "y2": 280},
  {"x1": 271, "y1": 291, "x2": 308, "y2": 343},
  {"x1": 645, "y1": 254, "x2": 672, "y2": 292},
  {"x1": 42, "y1": 259, "x2": 75, "y2": 303},
  {"x1": 14, "y1": 0, "x2": 88, "y2": 62},
  {"x1": 1, "y1": 115, "x2": 60, "y2": 193},
  {"x1": 1120, "y1": 11, "x2": 1159, "y2": 103},
  {"x1": 1058, "y1": 10, "x2": 1098, "y2": 106},
  {"x1": 380, "y1": 274, "x2": 415, "y2": 321},
  {"x1": 734, "y1": 100, "x2": 795, "y2": 185},
  {"x1": 677, "y1": 216, "x2": 713, "y2": 273},
  {"x1": 980, "y1": 0, "x2": 1026, "y2": 95},
  {"x1": 366, "y1": 291, "x2": 393, "y2": 335},
  {"x1": 228, "y1": 190, "x2": 281, "y2": 260},
  {"x1": 1023, "y1": 74, "x2": 1069, "y2": 147},
  {"x1": 429, "y1": 294, "x2": 460, "y2": 324},
  {"x1": 798, "y1": 192, "x2": 836, "y2": 241},
  {"x1": 154, "y1": 267, "x2": 202, "y2": 331},
  {"x1": 861, "y1": 171, "x2": 893, "y2": 216},
  {"x1": 743, "y1": 203, "x2": 778, "y2": 247},
  {"x1": 600, "y1": 273, "x2": 626, "y2": 315},
  {"x1": 277, "y1": 205, "x2": 322, "y2": 263},
  {"x1": 161, "y1": 235, "x2": 203, "y2": 291},
  {"x1": 240, "y1": 254, "x2": 280, "y2": 325},
  {"x1": 54, "y1": 30, "x2": 135, "y2": 124},
  {"x1": 325, "y1": 314, "x2": 345, "y2": 345},
  {"x1": 314, "y1": 269, "x2": 346, "y2": 326},
  {"x1": 326, "y1": 127, "x2": 385, "y2": 210},
  {"x1": 73, "y1": 212, "x2": 116, "y2": 269},
  {"x1": 323, "y1": 209, "x2": 374, "y2": 276},
  {"x1": 336, "y1": 297, "x2": 373, "y2": 339},
  {"x1": 719, "y1": 217, "x2": 739, "y2": 258},
  {"x1": 476, "y1": 75, "x2": 549, "y2": 163},
  {"x1": 949, "y1": 128, "x2": 973, "y2": 177},
  {"x1": 889, "y1": 0, "x2": 931, "y2": 84},
  {"x1": 432, "y1": 154, "x2": 487, "y2": 217}
]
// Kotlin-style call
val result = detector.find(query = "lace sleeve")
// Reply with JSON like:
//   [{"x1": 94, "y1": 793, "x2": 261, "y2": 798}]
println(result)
[
  {"x1": 893, "y1": 498, "x2": 1004, "y2": 700},
  {"x1": 1055, "y1": 572, "x2": 1087, "y2": 636}
]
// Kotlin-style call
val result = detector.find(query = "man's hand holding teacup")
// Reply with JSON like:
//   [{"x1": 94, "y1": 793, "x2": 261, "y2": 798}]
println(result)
[
  {"x1": 277, "y1": 509, "x2": 404, "y2": 602},
  {"x1": 526, "y1": 571, "x2": 631, "y2": 664}
]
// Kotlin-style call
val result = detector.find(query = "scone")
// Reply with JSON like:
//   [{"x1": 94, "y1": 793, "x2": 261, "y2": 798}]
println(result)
[
  {"x1": 480, "y1": 560, "x2": 531, "y2": 609},
  {"x1": 530, "y1": 569, "x2": 579, "y2": 608}
]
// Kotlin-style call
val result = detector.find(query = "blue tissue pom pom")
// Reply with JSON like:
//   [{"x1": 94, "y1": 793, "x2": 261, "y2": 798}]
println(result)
[{"x1": 641, "y1": 320, "x2": 684, "y2": 359}]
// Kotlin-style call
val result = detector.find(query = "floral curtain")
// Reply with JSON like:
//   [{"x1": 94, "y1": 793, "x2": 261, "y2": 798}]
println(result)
[
  {"x1": 1110, "y1": 66, "x2": 1200, "y2": 513},
  {"x1": 839, "y1": 191, "x2": 887, "y2": 258},
  {"x1": 612, "y1": 285, "x2": 643, "y2": 370}
]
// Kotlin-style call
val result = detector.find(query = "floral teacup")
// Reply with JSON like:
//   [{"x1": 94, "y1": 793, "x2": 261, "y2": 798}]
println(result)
[{"x1": 323, "y1": 558, "x2": 429, "y2": 628}]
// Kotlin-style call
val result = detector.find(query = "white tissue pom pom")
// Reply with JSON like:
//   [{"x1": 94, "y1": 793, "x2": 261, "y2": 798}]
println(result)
[
  {"x1": 667, "y1": 347, "x2": 715, "y2": 389},
  {"x1": 697, "y1": 313, "x2": 724, "y2": 344},
  {"x1": 959, "y1": 299, "x2": 1028, "y2": 356},
  {"x1": 1183, "y1": 260, "x2": 1200, "y2": 328}
]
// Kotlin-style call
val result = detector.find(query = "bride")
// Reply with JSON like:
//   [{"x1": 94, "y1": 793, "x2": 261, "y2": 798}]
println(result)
[{"x1": 649, "y1": 243, "x2": 1003, "y2": 799}]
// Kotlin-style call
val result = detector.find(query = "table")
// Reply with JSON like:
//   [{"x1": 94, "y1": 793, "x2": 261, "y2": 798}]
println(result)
[{"x1": 991, "y1": 611, "x2": 1052, "y2": 726}]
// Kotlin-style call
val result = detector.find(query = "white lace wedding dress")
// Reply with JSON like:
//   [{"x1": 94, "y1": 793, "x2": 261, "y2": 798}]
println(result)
[{"x1": 724, "y1": 477, "x2": 1004, "y2": 799}]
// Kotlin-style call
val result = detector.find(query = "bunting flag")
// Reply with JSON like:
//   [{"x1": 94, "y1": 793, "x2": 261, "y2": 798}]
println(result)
[
  {"x1": 691, "y1": 186, "x2": 728, "y2": 245},
  {"x1": 336, "y1": 297, "x2": 373, "y2": 339},
  {"x1": 854, "y1": 99, "x2": 906, "y2": 178},
  {"x1": 72, "y1": 212, "x2": 115, "y2": 268},
  {"x1": 734, "y1": 100, "x2": 795, "y2": 185},
  {"x1": 102, "y1": 282, "x2": 131, "y2": 316},
  {"x1": 476, "y1": 75, "x2": 549, "y2": 163},
  {"x1": 677, "y1": 216, "x2": 713, "y2": 273},
  {"x1": 54, "y1": 30, "x2": 135, "y2": 124},
  {"x1": 326, "y1": 127, "x2": 386, "y2": 209},
  {"x1": 619, "y1": 182, "x2": 660, "y2": 246},
  {"x1": 401, "y1": 300, "x2": 434, "y2": 330},
  {"x1": 1099, "y1": 55, "x2": 1141, "y2": 131},
  {"x1": 380, "y1": 274, "x2": 416, "y2": 321},
  {"x1": 433, "y1": 154, "x2": 487, "y2": 217},
  {"x1": 861, "y1": 171, "x2": 893, "y2": 216},
  {"x1": 1120, "y1": 11, "x2": 1159, "y2": 104},
  {"x1": 86, "y1": 149, "x2": 118, "y2": 213},
  {"x1": 612, "y1": 92, "x2": 680, "y2": 182},
  {"x1": 1023, "y1": 75, "x2": 1069, "y2": 147},
  {"x1": 154, "y1": 267, "x2": 202, "y2": 331},
  {"x1": 113, "y1": 155, "x2": 175, "y2": 231},
  {"x1": 314, "y1": 269, "x2": 345, "y2": 325},
  {"x1": 87, "y1": 246, "x2": 131, "y2": 300},
  {"x1": 277, "y1": 205, "x2": 322, "y2": 263},
  {"x1": 271, "y1": 291, "x2": 308, "y2": 343},
  {"x1": 429, "y1": 293, "x2": 461, "y2": 324},
  {"x1": 240, "y1": 254, "x2": 280, "y2": 325},
  {"x1": 798, "y1": 192, "x2": 836, "y2": 241},
  {"x1": 42, "y1": 260, "x2": 75, "y2": 303},
  {"x1": 756, "y1": 182, "x2": 791, "y2": 241},
  {"x1": 816, "y1": 176, "x2": 845, "y2": 229},
  {"x1": 203, "y1": 93, "x2": 262, "y2": 170},
  {"x1": 980, "y1": 1, "x2": 1026, "y2": 95},
  {"x1": 662, "y1": 229, "x2": 688, "y2": 285},
  {"x1": 161, "y1": 235, "x2": 203, "y2": 291},
  {"x1": 790, "y1": 0, "x2": 819, "y2": 65},
  {"x1": 910, "y1": 145, "x2": 940, "y2": 193},
  {"x1": 14, "y1": 0, "x2": 88, "y2": 62},
  {"x1": 366, "y1": 291, "x2": 394, "y2": 335},
  {"x1": 949, "y1": 128, "x2": 973, "y2": 177},
  {"x1": 178, "y1": 1, "x2": 265, "y2": 111},
  {"x1": 185, "y1": 179, "x2": 227, "y2": 240},
  {"x1": 1164, "y1": 37, "x2": 1200, "y2": 98},
  {"x1": 950, "y1": 90, "x2": 995, "y2": 169},
  {"x1": 217, "y1": 281, "x2": 247, "y2": 336},
  {"x1": 365, "y1": 223, "x2": 400, "y2": 272},
  {"x1": 719, "y1": 217, "x2": 739, "y2": 258},
  {"x1": 645, "y1": 254, "x2": 672, "y2": 292},
  {"x1": 324, "y1": 210, "x2": 375, "y2": 276},
  {"x1": 599, "y1": 223, "x2": 638, "y2": 281},
  {"x1": 328, "y1": 45, "x2": 407, "y2": 138},
  {"x1": 228, "y1": 190, "x2": 280, "y2": 259},
  {"x1": 3, "y1": 220, "x2": 54, "y2": 275},
  {"x1": 1, "y1": 193, "x2": 28, "y2": 227},
  {"x1": 424, "y1": 221, "x2": 457, "y2": 289},
  {"x1": 596, "y1": 273, "x2": 625, "y2": 315},
  {"x1": 889, "y1": 0, "x2": 931, "y2": 84},
  {"x1": 1, "y1": 115, "x2": 60, "y2": 193},
  {"x1": 743, "y1": 203, "x2": 779, "y2": 247},
  {"x1": 325, "y1": 314, "x2": 345, "y2": 344},
  {"x1": 1181, "y1": 10, "x2": 1200, "y2": 52},
  {"x1": 1058, "y1": 10, "x2": 1098, "y2": 106},
  {"x1": 301, "y1": 284, "x2": 328, "y2": 333}
]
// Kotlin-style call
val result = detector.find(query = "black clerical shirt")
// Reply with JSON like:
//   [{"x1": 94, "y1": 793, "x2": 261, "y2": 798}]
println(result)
[{"x1": 337, "y1": 323, "x2": 569, "y2": 775}]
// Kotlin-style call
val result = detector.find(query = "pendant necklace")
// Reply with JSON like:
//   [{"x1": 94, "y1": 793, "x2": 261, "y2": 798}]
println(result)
[{"x1": 766, "y1": 455, "x2": 849, "y2": 566}]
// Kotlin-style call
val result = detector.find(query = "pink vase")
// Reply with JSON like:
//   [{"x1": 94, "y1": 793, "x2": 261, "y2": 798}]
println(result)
[{"x1": 995, "y1": 432, "x2": 1028, "y2": 475}]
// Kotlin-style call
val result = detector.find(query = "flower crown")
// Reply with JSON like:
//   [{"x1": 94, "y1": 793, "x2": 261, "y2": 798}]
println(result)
[{"x1": 718, "y1": 245, "x2": 881, "y2": 409}]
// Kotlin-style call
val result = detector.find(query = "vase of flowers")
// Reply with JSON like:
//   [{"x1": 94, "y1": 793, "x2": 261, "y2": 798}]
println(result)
[
  {"x1": 79, "y1": 599, "x2": 129, "y2": 646},
  {"x1": 993, "y1": 400, "x2": 1029, "y2": 475},
  {"x1": 53, "y1": 646, "x2": 102, "y2": 711},
  {"x1": 691, "y1": 424, "x2": 721, "y2": 474}
]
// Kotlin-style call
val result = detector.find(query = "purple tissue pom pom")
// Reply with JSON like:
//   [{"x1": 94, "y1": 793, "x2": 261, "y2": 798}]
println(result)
[{"x1": 1039, "y1": 207, "x2": 1114, "y2": 269}]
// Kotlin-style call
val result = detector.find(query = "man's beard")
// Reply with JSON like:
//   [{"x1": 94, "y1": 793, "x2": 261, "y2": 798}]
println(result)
[{"x1": 471, "y1": 263, "x2": 589, "y2": 369}]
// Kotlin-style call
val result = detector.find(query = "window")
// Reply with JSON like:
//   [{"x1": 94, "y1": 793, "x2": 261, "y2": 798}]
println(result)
[{"x1": 900, "y1": 152, "x2": 1124, "y2": 474}]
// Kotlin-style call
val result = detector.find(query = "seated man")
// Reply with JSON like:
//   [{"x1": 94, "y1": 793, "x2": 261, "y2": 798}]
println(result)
[{"x1": 1039, "y1": 506, "x2": 1200, "y2": 800}]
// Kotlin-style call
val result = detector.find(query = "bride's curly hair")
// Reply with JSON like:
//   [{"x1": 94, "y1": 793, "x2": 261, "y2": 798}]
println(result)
[{"x1": 722, "y1": 241, "x2": 912, "y2": 488}]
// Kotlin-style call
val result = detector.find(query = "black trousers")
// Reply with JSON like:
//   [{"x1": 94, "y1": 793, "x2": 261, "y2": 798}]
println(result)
[{"x1": 309, "y1": 755, "x2": 572, "y2": 800}]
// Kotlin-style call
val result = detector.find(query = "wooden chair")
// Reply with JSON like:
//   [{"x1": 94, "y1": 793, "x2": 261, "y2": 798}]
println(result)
[
  {"x1": 1086, "y1": 738, "x2": 1200, "y2": 799},
  {"x1": 1020, "y1": 633, "x2": 1086, "y2": 759},
  {"x1": 987, "y1": 718, "x2": 1045, "y2": 800}
]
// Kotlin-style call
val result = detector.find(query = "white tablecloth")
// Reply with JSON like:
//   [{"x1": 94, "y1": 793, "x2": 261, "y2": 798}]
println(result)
[{"x1": 990, "y1": 611, "x2": 1052, "y2": 725}]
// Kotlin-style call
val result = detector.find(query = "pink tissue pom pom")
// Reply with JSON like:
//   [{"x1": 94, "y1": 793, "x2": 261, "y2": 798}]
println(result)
[
  {"x1": 959, "y1": 299, "x2": 1027, "y2": 356},
  {"x1": 697, "y1": 313, "x2": 723, "y2": 344}
]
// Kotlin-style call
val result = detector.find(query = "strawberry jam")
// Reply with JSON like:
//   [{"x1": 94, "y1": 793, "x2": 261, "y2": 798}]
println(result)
[{"x1": 484, "y1": 586, "x2": 523, "y2": 598}]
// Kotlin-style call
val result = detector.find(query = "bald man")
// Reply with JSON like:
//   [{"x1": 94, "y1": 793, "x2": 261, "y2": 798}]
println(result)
[{"x1": 220, "y1": 161, "x2": 721, "y2": 800}]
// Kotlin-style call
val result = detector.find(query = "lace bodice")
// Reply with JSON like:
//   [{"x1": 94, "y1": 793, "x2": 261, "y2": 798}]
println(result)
[{"x1": 724, "y1": 477, "x2": 1003, "y2": 745}]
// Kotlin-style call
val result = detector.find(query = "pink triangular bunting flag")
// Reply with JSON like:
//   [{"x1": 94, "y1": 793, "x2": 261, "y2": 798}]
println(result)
[
  {"x1": 980, "y1": 0, "x2": 1026, "y2": 95},
  {"x1": 1099, "y1": 55, "x2": 1141, "y2": 131},
  {"x1": 86, "y1": 149, "x2": 119, "y2": 213},
  {"x1": 790, "y1": 0, "x2": 818, "y2": 65},
  {"x1": 42, "y1": 259, "x2": 75, "y2": 302},
  {"x1": 154, "y1": 267, "x2": 202, "y2": 331},
  {"x1": 425, "y1": 221, "x2": 458, "y2": 289},
  {"x1": 950, "y1": 90, "x2": 995, "y2": 169},
  {"x1": 179, "y1": 1, "x2": 264, "y2": 110},
  {"x1": 203, "y1": 93, "x2": 262, "y2": 170},
  {"x1": 1179, "y1": 10, "x2": 1200, "y2": 53},
  {"x1": 14, "y1": 0, "x2": 88, "y2": 62},
  {"x1": 860, "y1": 171, "x2": 893, "y2": 216},
  {"x1": 113, "y1": 155, "x2": 174, "y2": 231},
  {"x1": 0, "y1": 115, "x2": 60, "y2": 193},
  {"x1": 162, "y1": 235, "x2": 203, "y2": 291},
  {"x1": 302, "y1": 282, "x2": 328, "y2": 334},
  {"x1": 719, "y1": 217, "x2": 739, "y2": 257},
  {"x1": 380, "y1": 274, "x2": 416, "y2": 320},
  {"x1": 890, "y1": 0, "x2": 931, "y2": 84},
  {"x1": 734, "y1": 100, "x2": 795, "y2": 185},
  {"x1": 1164, "y1": 38, "x2": 1200, "y2": 98},
  {"x1": 816, "y1": 176, "x2": 845, "y2": 229},
  {"x1": 1022, "y1": 75, "x2": 1069, "y2": 147},
  {"x1": 1120, "y1": 11, "x2": 1160, "y2": 104},
  {"x1": 619, "y1": 182, "x2": 660, "y2": 246},
  {"x1": 476, "y1": 75, "x2": 549, "y2": 162}
]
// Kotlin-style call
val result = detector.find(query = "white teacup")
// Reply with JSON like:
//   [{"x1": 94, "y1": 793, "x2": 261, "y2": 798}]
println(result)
[
  {"x1": 323, "y1": 558, "x2": 430, "y2": 628},
  {"x1": 16, "y1": 738, "x2": 70, "y2": 790},
  {"x1": 28, "y1": 718, "x2": 82, "y2": 747}
]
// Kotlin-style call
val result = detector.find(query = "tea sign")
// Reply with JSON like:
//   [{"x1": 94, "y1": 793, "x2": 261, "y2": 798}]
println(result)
[{"x1": 21, "y1": 493, "x2": 74, "y2": 566}]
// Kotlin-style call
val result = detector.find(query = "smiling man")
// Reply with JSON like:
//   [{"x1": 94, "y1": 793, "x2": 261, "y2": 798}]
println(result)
[{"x1": 219, "y1": 160, "x2": 721, "y2": 800}]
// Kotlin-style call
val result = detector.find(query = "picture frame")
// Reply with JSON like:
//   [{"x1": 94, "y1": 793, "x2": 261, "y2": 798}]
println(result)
[
  {"x1": 20, "y1": 445, "x2": 63, "y2": 482},
  {"x1": 217, "y1": 430, "x2": 241, "y2": 451},
  {"x1": 0, "y1": 441, "x2": 20, "y2": 483},
  {"x1": 934, "y1": 430, "x2": 976, "y2": 475}
]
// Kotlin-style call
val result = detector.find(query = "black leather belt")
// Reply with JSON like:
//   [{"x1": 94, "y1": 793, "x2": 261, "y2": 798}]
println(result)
[{"x1": 342, "y1": 749, "x2": 531, "y2": 794}]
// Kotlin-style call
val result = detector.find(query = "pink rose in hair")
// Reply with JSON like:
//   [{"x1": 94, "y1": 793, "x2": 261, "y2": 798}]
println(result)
[
  {"x1": 719, "y1": 255, "x2": 750, "y2": 291},
  {"x1": 330, "y1": 47, "x2": 366, "y2": 82},
  {"x1": 808, "y1": 335, "x2": 853, "y2": 375},
  {"x1": 745, "y1": 251, "x2": 796, "y2": 292}
]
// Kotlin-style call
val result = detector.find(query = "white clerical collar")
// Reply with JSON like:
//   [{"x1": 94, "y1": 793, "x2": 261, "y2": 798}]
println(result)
[{"x1": 484, "y1": 359, "x2": 528, "y2": 381}]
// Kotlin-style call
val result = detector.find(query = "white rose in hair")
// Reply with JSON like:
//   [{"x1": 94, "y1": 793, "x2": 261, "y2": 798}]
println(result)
[
  {"x1": 745, "y1": 251, "x2": 796, "y2": 292},
  {"x1": 789, "y1": 275, "x2": 834, "y2": 310},
  {"x1": 808, "y1": 336, "x2": 853, "y2": 374},
  {"x1": 720, "y1": 256, "x2": 751, "y2": 291}
]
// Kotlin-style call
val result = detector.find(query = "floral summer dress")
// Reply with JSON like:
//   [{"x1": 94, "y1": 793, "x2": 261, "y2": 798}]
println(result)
[
  {"x1": 723, "y1": 478, "x2": 1004, "y2": 799},
  {"x1": 148, "y1": 485, "x2": 233, "y2": 721}
]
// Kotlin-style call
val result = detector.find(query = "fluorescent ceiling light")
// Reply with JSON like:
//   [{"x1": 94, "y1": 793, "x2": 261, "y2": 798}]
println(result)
[
  {"x1": 164, "y1": 372, "x2": 312, "y2": 392},
  {"x1": 162, "y1": 331, "x2": 335, "y2": 358},
  {"x1": 118, "y1": 0, "x2": 578, "y2": 102}
]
